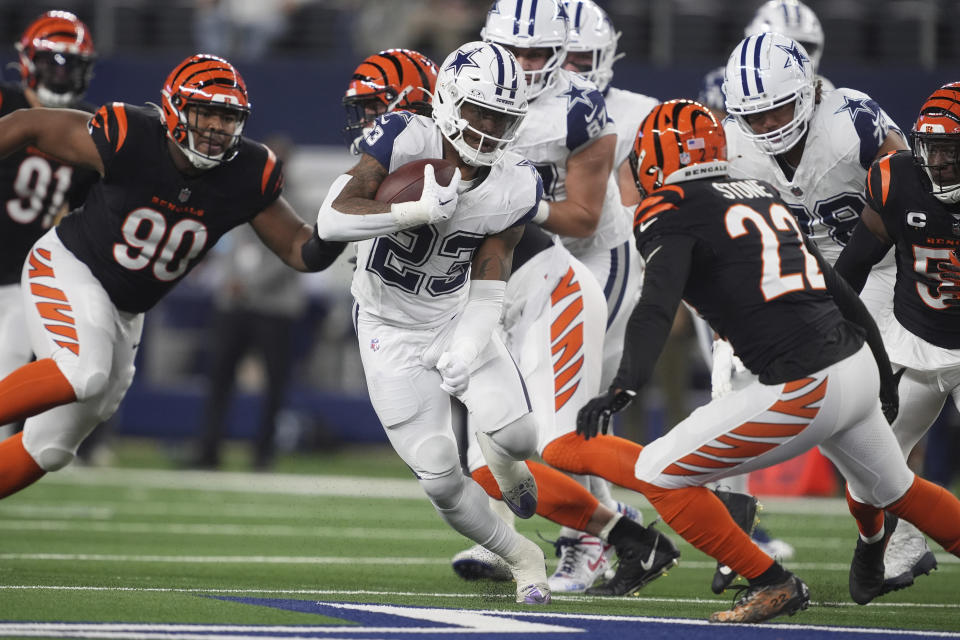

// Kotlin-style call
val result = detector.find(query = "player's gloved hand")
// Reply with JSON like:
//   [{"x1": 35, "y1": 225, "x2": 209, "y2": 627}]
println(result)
[
  {"x1": 390, "y1": 164, "x2": 461, "y2": 228},
  {"x1": 710, "y1": 338, "x2": 746, "y2": 399},
  {"x1": 436, "y1": 344, "x2": 474, "y2": 397},
  {"x1": 937, "y1": 254, "x2": 960, "y2": 305},
  {"x1": 880, "y1": 367, "x2": 905, "y2": 425},
  {"x1": 576, "y1": 388, "x2": 636, "y2": 440}
]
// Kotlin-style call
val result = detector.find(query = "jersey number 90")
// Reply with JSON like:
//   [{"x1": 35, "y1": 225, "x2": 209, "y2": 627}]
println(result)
[{"x1": 113, "y1": 208, "x2": 209, "y2": 282}]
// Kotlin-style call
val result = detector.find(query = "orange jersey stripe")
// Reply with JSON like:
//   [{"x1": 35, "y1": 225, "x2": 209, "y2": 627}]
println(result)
[
  {"x1": 731, "y1": 421, "x2": 808, "y2": 438},
  {"x1": 36, "y1": 302, "x2": 75, "y2": 325},
  {"x1": 54, "y1": 340, "x2": 80, "y2": 355},
  {"x1": 261, "y1": 147, "x2": 277, "y2": 194},
  {"x1": 661, "y1": 462, "x2": 715, "y2": 476},
  {"x1": 45, "y1": 324, "x2": 78, "y2": 340},
  {"x1": 550, "y1": 297, "x2": 583, "y2": 342},
  {"x1": 27, "y1": 250, "x2": 54, "y2": 279},
  {"x1": 552, "y1": 322, "x2": 584, "y2": 371},
  {"x1": 769, "y1": 378, "x2": 827, "y2": 420},
  {"x1": 111, "y1": 103, "x2": 128, "y2": 152},
  {"x1": 554, "y1": 354, "x2": 584, "y2": 389},
  {"x1": 876, "y1": 154, "x2": 892, "y2": 207},
  {"x1": 555, "y1": 383, "x2": 579, "y2": 411},
  {"x1": 673, "y1": 452, "x2": 740, "y2": 470},
  {"x1": 29, "y1": 283, "x2": 68, "y2": 302},
  {"x1": 550, "y1": 267, "x2": 580, "y2": 305},
  {"x1": 698, "y1": 436, "x2": 780, "y2": 459},
  {"x1": 782, "y1": 377, "x2": 815, "y2": 394}
]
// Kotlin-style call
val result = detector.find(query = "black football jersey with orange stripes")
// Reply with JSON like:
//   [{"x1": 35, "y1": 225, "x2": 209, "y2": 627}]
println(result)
[
  {"x1": 866, "y1": 150, "x2": 960, "y2": 348},
  {"x1": 56, "y1": 103, "x2": 283, "y2": 313},
  {"x1": 634, "y1": 177, "x2": 856, "y2": 381},
  {"x1": 0, "y1": 83, "x2": 99, "y2": 285}
]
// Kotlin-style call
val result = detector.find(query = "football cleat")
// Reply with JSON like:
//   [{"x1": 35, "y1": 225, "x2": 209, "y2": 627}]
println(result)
[
  {"x1": 451, "y1": 544, "x2": 513, "y2": 582},
  {"x1": 505, "y1": 537, "x2": 551, "y2": 605},
  {"x1": 710, "y1": 490, "x2": 760, "y2": 594},
  {"x1": 709, "y1": 573, "x2": 810, "y2": 623},
  {"x1": 849, "y1": 512, "x2": 898, "y2": 605},
  {"x1": 585, "y1": 526, "x2": 680, "y2": 596},
  {"x1": 881, "y1": 519, "x2": 937, "y2": 594},
  {"x1": 548, "y1": 533, "x2": 610, "y2": 593}
]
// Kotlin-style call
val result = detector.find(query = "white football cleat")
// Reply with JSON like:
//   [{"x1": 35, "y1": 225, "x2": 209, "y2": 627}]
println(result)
[
  {"x1": 882, "y1": 518, "x2": 937, "y2": 594},
  {"x1": 548, "y1": 533, "x2": 611, "y2": 593},
  {"x1": 505, "y1": 537, "x2": 551, "y2": 605},
  {"x1": 451, "y1": 544, "x2": 512, "y2": 582}
]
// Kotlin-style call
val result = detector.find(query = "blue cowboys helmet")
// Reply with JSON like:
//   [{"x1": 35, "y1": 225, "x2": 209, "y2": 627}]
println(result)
[
  {"x1": 480, "y1": 0, "x2": 568, "y2": 100},
  {"x1": 432, "y1": 41, "x2": 528, "y2": 166},
  {"x1": 562, "y1": 0, "x2": 622, "y2": 93},
  {"x1": 745, "y1": 0, "x2": 825, "y2": 72},
  {"x1": 723, "y1": 33, "x2": 815, "y2": 155}
]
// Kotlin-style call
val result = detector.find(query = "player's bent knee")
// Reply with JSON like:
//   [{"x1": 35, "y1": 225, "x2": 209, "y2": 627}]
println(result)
[
  {"x1": 31, "y1": 445, "x2": 75, "y2": 472},
  {"x1": 486, "y1": 412, "x2": 537, "y2": 461},
  {"x1": 54, "y1": 357, "x2": 110, "y2": 402},
  {"x1": 419, "y1": 468, "x2": 465, "y2": 510}
]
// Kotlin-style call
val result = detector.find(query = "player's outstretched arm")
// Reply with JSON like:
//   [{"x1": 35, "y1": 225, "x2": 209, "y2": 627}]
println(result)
[
  {"x1": 251, "y1": 196, "x2": 346, "y2": 272},
  {"x1": 0, "y1": 107, "x2": 103, "y2": 175},
  {"x1": 539, "y1": 134, "x2": 615, "y2": 238},
  {"x1": 834, "y1": 204, "x2": 892, "y2": 293}
]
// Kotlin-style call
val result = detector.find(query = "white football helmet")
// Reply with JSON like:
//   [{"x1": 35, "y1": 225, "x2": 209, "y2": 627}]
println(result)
[
  {"x1": 432, "y1": 41, "x2": 527, "y2": 167},
  {"x1": 745, "y1": 0, "x2": 825, "y2": 72},
  {"x1": 562, "y1": 0, "x2": 622, "y2": 92},
  {"x1": 480, "y1": 0, "x2": 568, "y2": 100},
  {"x1": 723, "y1": 33, "x2": 815, "y2": 155}
]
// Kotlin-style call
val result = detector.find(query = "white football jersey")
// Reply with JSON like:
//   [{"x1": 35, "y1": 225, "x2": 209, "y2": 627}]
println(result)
[
  {"x1": 508, "y1": 69, "x2": 626, "y2": 256},
  {"x1": 605, "y1": 86, "x2": 659, "y2": 169},
  {"x1": 726, "y1": 87, "x2": 902, "y2": 265},
  {"x1": 352, "y1": 112, "x2": 542, "y2": 328}
]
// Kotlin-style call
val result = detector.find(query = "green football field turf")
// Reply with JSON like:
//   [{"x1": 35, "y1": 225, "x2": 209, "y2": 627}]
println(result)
[{"x1": 1, "y1": 439, "x2": 957, "y2": 637}]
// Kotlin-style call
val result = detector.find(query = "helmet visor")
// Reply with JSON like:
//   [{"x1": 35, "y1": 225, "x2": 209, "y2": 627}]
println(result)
[
  {"x1": 32, "y1": 50, "x2": 92, "y2": 97},
  {"x1": 913, "y1": 131, "x2": 960, "y2": 193},
  {"x1": 458, "y1": 99, "x2": 523, "y2": 155},
  {"x1": 182, "y1": 100, "x2": 248, "y2": 162}
]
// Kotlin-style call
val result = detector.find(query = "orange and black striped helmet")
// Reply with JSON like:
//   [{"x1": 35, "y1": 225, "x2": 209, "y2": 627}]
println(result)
[
  {"x1": 629, "y1": 99, "x2": 728, "y2": 198},
  {"x1": 342, "y1": 48, "x2": 438, "y2": 144},
  {"x1": 16, "y1": 10, "x2": 95, "y2": 107},
  {"x1": 912, "y1": 82, "x2": 960, "y2": 203},
  {"x1": 161, "y1": 54, "x2": 250, "y2": 170}
]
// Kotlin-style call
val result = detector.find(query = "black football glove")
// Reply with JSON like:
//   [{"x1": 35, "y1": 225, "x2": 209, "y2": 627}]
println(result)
[
  {"x1": 937, "y1": 258, "x2": 960, "y2": 306},
  {"x1": 880, "y1": 367, "x2": 905, "y2": 425},
  {"x1": 576, "y1": 388, "x2": 636, "y2": 440}
]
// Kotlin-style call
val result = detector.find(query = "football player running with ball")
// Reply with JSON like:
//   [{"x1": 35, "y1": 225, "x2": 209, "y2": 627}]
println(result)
[
  {"x1": 315, "y1": 41, "x2": 552, "y2": 605},
  {"x1": 576, "y1": 99, "x2": 960, "y2": 622},
  {"x1": 0, "y1": 55, "x2": 344, "y2": 500}
]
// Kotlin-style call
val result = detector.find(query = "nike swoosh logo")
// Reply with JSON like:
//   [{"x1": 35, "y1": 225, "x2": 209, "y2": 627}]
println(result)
[
  {"x1": 639, "y1": 539, "x2": 658, "y2": 571},
  {"x1": 586, "y1": 547, "x2": 609, "y2": 572},
  {"x1": 439, "y1": 198, "x2": 453, "y2": 206},
  {"x1": 645, "y1": 245, "x2": 663, "y2": 263},
  {"x1": 638, "y1": 217, "x2": 657, "y2": 232}
]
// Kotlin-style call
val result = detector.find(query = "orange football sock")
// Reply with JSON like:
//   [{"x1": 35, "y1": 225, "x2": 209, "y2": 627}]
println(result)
[
  {"x1": 541, "y1": 432, "x2": 645, "y2": 491},
  {"x1": 845, "y1": 486, "x2": 884, "y2": 538},
  {"x1": 471, "y1": 461, "x2": 599, "y2": 531},
  {"x1": 886, "y1": 476, "x2": 960, "y2": 556},
  {"x1": 0, "y1": 432, "x2": 45, "y2": 499},
  {"x1": 639, "y1": 481, "x2": 774, "y2": 579},
  {"x1": 0, "y1": 359, "x2": 76, "y2": 425}
]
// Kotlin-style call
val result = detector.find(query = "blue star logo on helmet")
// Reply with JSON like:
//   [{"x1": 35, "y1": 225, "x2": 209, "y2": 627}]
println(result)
[
  {"x1": 775, "y1": 41, "x2": 809, "y2": 70},
  {"x1": 445, "y1": 48, "x2": 481, "y2": 76}
]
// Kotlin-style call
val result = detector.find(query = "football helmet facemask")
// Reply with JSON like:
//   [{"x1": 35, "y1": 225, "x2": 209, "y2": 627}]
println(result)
[
  {"x1": 481, "y1": 0, "x2": 568, "y2": 100},
  {"x1": 745, "y1": 0, "x2": 824, "y2": 72},
  {"x1": 562, "y1": 0, "x2": 622, "y2": 92},
  {"x1": 17, "y1": 11, "x2": 96, "y2": 108},
  {"x1": 161, "y1": 54, "x2": 250, "y2": 170},
  {"x1": 723, "y1": 33, "x2": 815, "y2": 156},
  {"x1": 913, "y1": 82, "x2": 960, "y2": 204},
  {"x1": 629, "y1": 99, "x2": 727, "y2": 199},
  {"x1": 343, "y1": 48, "x2": 438, "y2": 150},
  {"x1": 432, "y1": 41, "x2": 527, "y2": 167}
]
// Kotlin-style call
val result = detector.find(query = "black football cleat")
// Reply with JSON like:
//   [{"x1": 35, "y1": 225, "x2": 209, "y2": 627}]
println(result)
[
  {"x1": 850, "y1": 512, "x2": 898, "y2": 605},
  {"x1": 585, "y1": 525, "x2": 680, "y2": 596},
  {"x1": 711, "y1": 489, "x2": 760, "y2": 594}
]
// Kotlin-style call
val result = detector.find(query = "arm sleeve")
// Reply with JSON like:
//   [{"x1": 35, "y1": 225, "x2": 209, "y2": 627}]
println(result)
[
  {"x1": 809, "y1": 237, "x2": 893, "y2": 380},
  {"x1": 301, "y1": 224, "x2": 347, "y2": 272},
  {"x1": 611, "y1": 234, "x2": 695, "y2": 392},
  {"x1": 834, "y1": 220, "x2": 892, "y2": 293}
]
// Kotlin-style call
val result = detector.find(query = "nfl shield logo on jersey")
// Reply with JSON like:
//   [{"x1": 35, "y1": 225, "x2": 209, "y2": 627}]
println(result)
[
  {"x1": 178, "y1": 188, "x2": 191, "y2": 202},
  {"x1": 370, "y1": 338, "x2": 380, "y2": 352}
]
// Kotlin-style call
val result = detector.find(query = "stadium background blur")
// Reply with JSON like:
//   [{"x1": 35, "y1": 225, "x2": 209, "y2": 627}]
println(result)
[{"x1": 8, "y1": 0, "x2": 956, "y2": 469}]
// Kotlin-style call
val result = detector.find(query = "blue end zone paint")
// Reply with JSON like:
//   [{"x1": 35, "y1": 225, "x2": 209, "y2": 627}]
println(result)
[{"x1": 208, "y1": 596, "x2": 960, "y2": 639}]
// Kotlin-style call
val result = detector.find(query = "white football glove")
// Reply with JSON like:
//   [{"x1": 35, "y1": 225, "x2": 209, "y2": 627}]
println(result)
[
  {"x1": 390, "y1": 163, "x2": 461, "y2": 228},
  {"x1": 436, "y1": 346, "x2": 474, "y2": 397},
  {"x1": 710, "y1": 338, "x2": 745, "y2": 399}
]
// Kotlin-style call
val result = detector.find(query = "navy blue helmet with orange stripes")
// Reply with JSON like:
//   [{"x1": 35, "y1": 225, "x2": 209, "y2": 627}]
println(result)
[
  {"x1": 342, "y1": 48, "x2": 438, "y2": 147},
  {"x1": 912, "y1": 82, "x2": 960, "y2": 204},
  {"x1": 160, "y1": 54, "x2": 250, "y2": 170},
  {"x1": 629, "y1": 99, "x2": 727, "y2": 199}
]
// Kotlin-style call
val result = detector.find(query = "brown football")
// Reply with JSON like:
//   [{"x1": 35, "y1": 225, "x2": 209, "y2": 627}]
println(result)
[{"x1": 374, "y1": 158, "x2": 458, "y2": 203}]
